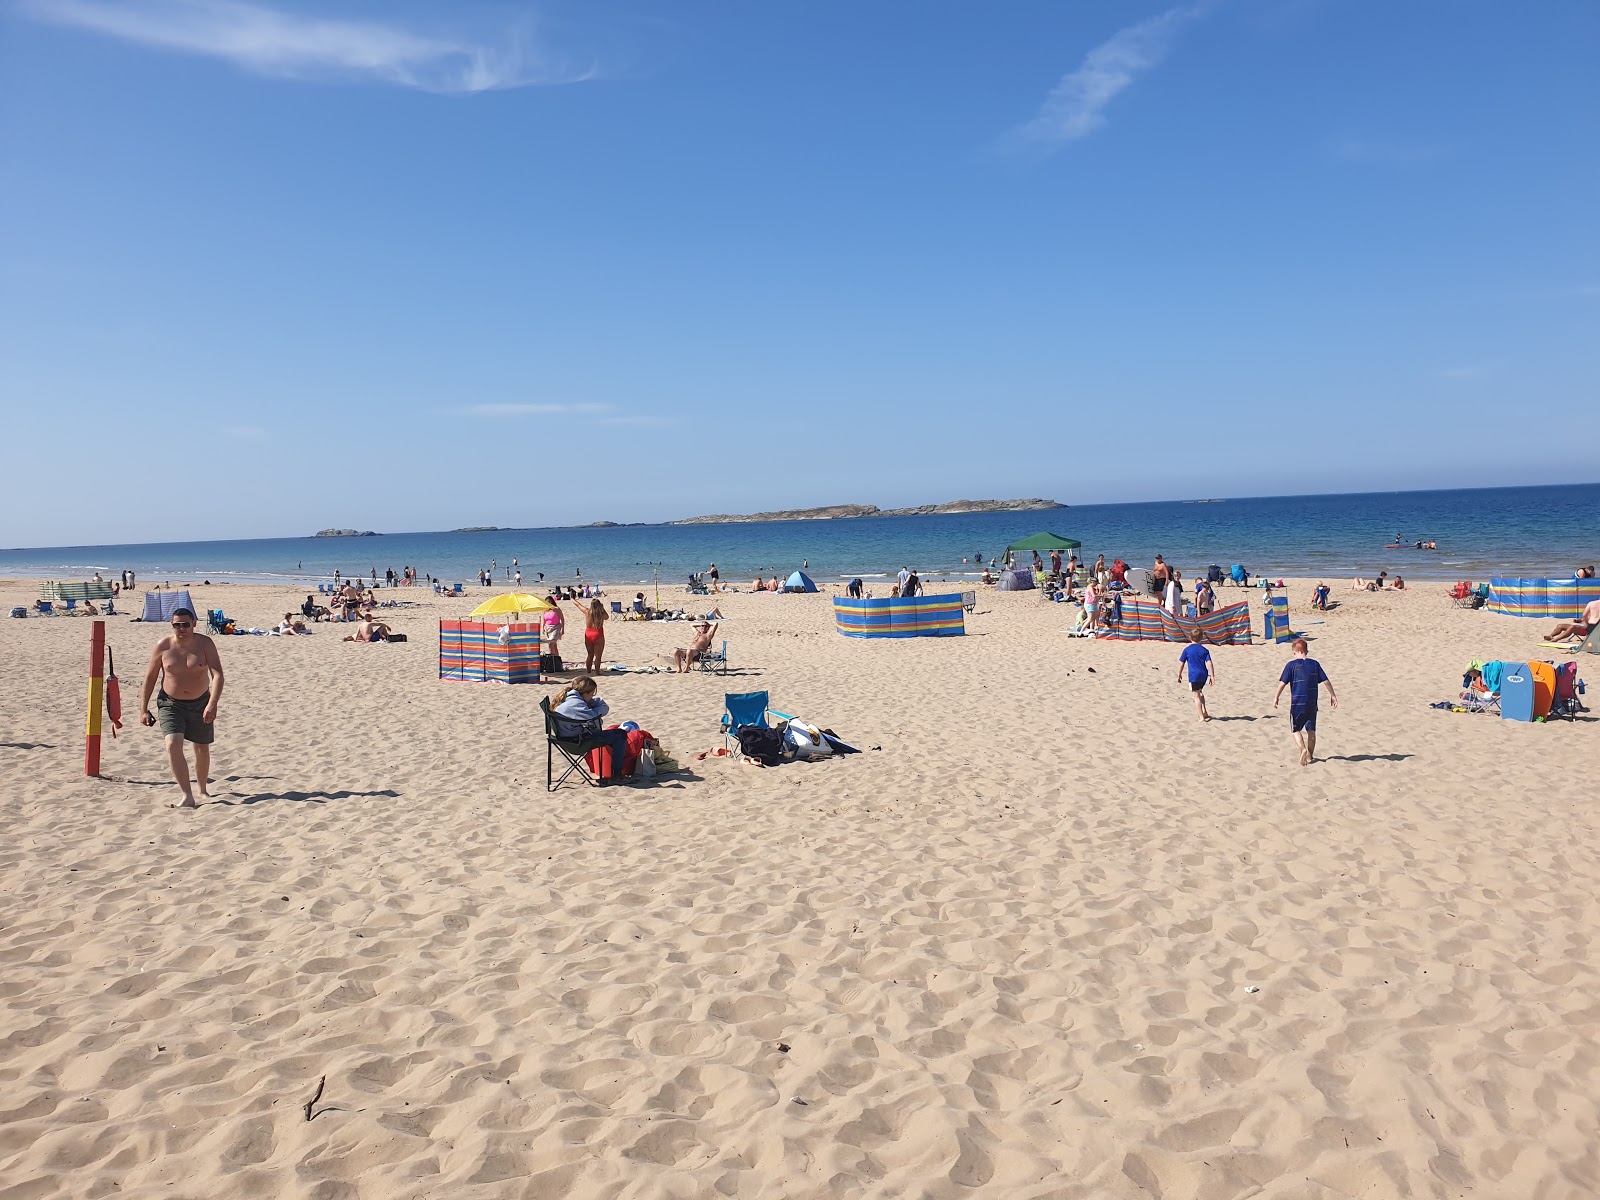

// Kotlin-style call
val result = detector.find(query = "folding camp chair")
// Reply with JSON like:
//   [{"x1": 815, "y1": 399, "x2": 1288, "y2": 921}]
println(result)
[
  {"x1": 1548, "y1": 661, "x2": 1586, "y2": 721},
  {"x1": 541, "y1": 696, "x2": 611, "y2": 791},
  {"x1": 1446, "y1": 581, "x2": 1474, "y2": 608},
  {"x1": 694, "y1": 640, "x2": 728, "y2": 675},
  {"x1": 207, "y1": 608, "x2": 230, "y2": 635},
  {"x1": 610, "y1": 601, "x2": 623, "y2": 616},
  {"x1": 961, "y1": 590, "x2": 977, "y2": 613},
  {"x1": 721, "y1": 690, "x2": 793, "y2": 755},
  {"x1": 35, "y1": 601, "x2": 54, "y2": 616}
]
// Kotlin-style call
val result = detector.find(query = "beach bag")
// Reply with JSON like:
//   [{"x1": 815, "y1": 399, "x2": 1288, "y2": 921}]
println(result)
[
  {"x1": 387, "y1": 633, "x2": 407, "y2": 643},
  {"x1": 540, "y1": 652, "x2": 562, "y2": 673},
  {"x1": 633, "y1": 748, "x2": 657, "y2": 779},
  {"x1": 784, "y1": 720, "x2": 834, "y2": 760},
  {"x1": 736, "y1": 725, "x2": 787, "y2": 766},
  {"x1": 9, "y1": 607, "x2": 24, "y2": 619}
]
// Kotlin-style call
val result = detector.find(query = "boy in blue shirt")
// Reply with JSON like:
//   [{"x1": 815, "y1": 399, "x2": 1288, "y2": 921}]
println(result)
[
  {"x1": 1176, "y1": 629, "x2": 1215, "y2": 721},
  {"x1": 1273, "y1": 638, "x2": 1338, "y2": 765}
]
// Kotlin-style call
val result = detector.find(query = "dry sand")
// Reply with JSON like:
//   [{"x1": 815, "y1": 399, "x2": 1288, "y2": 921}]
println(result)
[{"x1": 1, "y1": 576, "x2": 1595, "y2": 1199}]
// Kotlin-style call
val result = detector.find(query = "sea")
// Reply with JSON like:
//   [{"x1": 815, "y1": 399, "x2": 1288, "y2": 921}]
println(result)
[{"x1": 3, "y1": 484, "x2": 1595, "y2": 591}]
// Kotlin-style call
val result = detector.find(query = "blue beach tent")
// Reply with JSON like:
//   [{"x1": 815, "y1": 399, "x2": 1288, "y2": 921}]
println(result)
[{"x1": 785, "y1": 571, "x2": 818, "y2": 593}]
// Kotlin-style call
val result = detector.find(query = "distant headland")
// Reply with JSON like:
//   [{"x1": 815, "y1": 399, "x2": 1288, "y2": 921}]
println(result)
[
  {"x1": 451, "y1": 526, "x2": 507, "y2": 533},
  {"x1": 313, "y1": 528, "x2": 380, "y2": 537},
  {"x1": 665, "y1": 498, "x2": 1064, "y2": 526}
]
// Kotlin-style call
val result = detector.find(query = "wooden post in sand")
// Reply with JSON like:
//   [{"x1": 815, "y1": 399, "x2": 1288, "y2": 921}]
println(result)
[{"x1": 85, "y1": 619, "x2": 105, "y2": 776}]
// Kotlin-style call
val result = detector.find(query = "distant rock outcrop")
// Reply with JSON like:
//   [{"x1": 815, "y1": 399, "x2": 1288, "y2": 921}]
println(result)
[
  {"x1": 665, "y1": 498, "x2": 1064, "y2": 525},
  {"x1": 313, "y1": 528, "x2": 380, "y2": 537}
]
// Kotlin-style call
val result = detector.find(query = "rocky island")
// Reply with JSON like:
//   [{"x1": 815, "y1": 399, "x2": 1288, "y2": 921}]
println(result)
[
  {"x1": 666, "y1": 498, "x2": 1063, "y2": 525},
  {"x1": 313, "y1": 528, "x2": 380, "y2": 537},
  {"x1": 451, "y1": 526, "x2": 507, "y2": 533}
]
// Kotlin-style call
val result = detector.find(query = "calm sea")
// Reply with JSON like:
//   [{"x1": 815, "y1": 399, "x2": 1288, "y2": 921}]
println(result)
[{"x1": 2, "y1": 484, "x2": 1595, "y2": 590}]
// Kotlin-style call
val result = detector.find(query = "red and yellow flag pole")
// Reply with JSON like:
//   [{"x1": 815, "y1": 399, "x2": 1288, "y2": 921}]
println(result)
[{"x1": 86, "y1": 619, "x2": 106, "y2": 777}]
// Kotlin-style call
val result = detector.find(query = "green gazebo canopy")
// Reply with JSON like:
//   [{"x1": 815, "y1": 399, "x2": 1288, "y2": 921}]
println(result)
[{"x1": 1005, "y1": 531, "x2": 1081, "y2": 553}]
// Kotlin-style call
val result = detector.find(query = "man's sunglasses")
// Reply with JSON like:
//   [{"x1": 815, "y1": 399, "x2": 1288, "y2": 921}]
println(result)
[{"x1": 171, "y1": 621, "x2": 194, "y2": 628}]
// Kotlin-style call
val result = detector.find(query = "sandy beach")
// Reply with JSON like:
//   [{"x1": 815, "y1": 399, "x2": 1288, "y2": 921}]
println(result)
[{"x1": 1, "y1": 576, "x2": 1595, "y2": 1199}]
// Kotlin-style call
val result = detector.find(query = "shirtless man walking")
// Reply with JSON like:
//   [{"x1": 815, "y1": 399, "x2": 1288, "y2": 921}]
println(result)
[{"x1": 139, "y1": 606, "x2": 225, "y2": 808}]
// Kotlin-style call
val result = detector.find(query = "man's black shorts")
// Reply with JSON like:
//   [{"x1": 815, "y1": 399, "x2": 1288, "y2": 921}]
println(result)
[{"x1": 156, "y1": 690, "x2": 214, "y2": 744}]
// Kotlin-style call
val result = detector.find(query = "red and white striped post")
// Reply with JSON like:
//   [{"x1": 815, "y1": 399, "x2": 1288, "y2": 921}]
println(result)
[{"x1": 86, "y1": 619, "x2": 106, "y2": 776}]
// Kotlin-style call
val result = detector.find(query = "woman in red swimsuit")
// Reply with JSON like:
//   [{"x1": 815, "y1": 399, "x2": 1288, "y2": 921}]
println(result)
[{"x1": 570, "y1": 597, "x2": 608, "y2": 672}]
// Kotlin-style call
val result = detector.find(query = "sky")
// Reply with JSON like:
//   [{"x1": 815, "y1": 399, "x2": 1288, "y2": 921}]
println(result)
[{"x1": 1, "y1": 0, "x2": 1596, "y2": 546}]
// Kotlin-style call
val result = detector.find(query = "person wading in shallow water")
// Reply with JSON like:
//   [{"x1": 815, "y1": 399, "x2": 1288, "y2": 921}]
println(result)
[{"x1": 139, "y1": 606, "x2": 225, "y2": 808}]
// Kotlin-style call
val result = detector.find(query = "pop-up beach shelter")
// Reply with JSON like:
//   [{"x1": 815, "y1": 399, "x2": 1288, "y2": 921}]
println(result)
[
  {"x1": 1005, "y1": 532, "x2": 1081, "y2": 555},
  {"x1": 140, "y1": 590, "x2": 194, "y2": 623},
  {"x1": 785, "y1": 571, "x2": 817, "y2": 593}
]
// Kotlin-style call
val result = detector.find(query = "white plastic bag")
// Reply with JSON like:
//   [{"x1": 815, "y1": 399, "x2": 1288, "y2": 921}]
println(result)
[{"x1": 634, "y1": 748, "x2": 657, "y2": 778}]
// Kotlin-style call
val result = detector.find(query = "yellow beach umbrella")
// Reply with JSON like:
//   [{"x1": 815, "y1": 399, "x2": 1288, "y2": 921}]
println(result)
[{"x1": 469, "y1": 591, "x2": 555, "y2": 617}]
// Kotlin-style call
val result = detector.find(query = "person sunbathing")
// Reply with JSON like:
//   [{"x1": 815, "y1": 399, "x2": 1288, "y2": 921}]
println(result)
[
  {"x1": 674, "y1": 621, "x2": 719, "y2": 672},
  {"x1": 343, "y1": 618, "x2": 390, "y2": 643},
  {"x1": 1546, "y1": 597, "x2": 1600, "y2": 642}
]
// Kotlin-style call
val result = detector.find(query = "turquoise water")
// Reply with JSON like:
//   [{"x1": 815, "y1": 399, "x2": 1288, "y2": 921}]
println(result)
[{"x1": 3, "y1": 484, "x2": 1595, "y2": 589}]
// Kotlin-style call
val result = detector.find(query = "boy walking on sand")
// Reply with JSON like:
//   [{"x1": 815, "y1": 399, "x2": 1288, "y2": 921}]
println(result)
[
  {"x1": 1273, "y1": 637, "x2": 1337, "y2": 765},
  {"x1": 1176, "y1": 629, "x2": 1214, "y2": 721}
]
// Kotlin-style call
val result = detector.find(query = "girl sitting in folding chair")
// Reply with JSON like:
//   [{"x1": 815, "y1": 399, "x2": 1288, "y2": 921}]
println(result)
[{"x1": 551, "y1": 677, "x2": 632, "y2": 781}]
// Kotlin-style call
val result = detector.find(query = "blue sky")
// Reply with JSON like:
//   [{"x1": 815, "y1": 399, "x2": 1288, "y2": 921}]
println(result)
[{"x1": 2, "y1": 0, "x2": 1596, "y2": 545}]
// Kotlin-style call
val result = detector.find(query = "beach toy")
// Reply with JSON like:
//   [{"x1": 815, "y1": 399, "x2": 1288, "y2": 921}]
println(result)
[{"x1": 620, "y1": 721, "x2": 639, "y2": 732}]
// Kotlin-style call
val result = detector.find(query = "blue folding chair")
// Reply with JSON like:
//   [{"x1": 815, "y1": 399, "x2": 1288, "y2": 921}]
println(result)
[
  {"x1": 721, "y1": 690, "x2": 792, "y2": 753},
  {"x1": 695, "y1": 640, "x2": 728, "y2": 675}
]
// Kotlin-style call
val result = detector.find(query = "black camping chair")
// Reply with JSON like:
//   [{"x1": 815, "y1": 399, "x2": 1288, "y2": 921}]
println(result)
[{"x1": 541, "y1": 696, "x2": 610, "y2": 792}]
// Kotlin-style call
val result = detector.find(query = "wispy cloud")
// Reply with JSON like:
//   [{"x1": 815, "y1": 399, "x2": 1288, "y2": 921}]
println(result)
[
  {"x1": 601, "y1": 415, "x2": 674, "y2": 427},
  {"x1": 17, "y1": 0, "x2": 591, "y2": 93},
  {"x1": 1006, "y1": 5, "x2": 1206, "y2": 150},
  {"x1": 460, "y1": 403, "x2": 609, "y2": 417}
]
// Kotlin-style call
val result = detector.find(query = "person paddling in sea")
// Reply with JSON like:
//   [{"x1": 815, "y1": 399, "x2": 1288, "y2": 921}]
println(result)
[{"x1": 138, "y1": 606, "x2": 225, "y2": 809}]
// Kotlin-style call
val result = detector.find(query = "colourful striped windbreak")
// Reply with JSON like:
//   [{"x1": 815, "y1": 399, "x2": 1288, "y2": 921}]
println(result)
[
  {"x1": 1263, "y1": 594, "x2": 1292, "y2": 643},
  {"x1": 439, "y1": 620, "x2": 541, "y2": 683},
  {"x1": 1098, "y1": 595, "x2": 1253, "y2": 646},
  {"x1": 833, "y1": 594, "x2": 966, "y2": 638},
  {"x1": 41, "y1": 581, "x2": 114, "y2": 601},
  {"x1": 1485, "y1": 578, "x2": 1600, "y2": 619}
]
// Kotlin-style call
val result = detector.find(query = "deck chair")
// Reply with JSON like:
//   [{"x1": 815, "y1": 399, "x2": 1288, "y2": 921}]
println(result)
[
  {"x1": 694, "y1": 640, "x2": 728, "y2": 675},
  {"x1": 35, "y1": 601, "x2": 54, "y2": 616},
  {"x1": 207, "y1": 608, "x2": 230, "y2": 635},
  {"x1": 610, "y1": 601, "x2": 623, "y2": 615},
  {"x1": 1446, "y1": 581, "x2": 1474, "y2": 608},
  {"x1": 541, "y1": 696, "x2": 610, "y2": 791}
]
